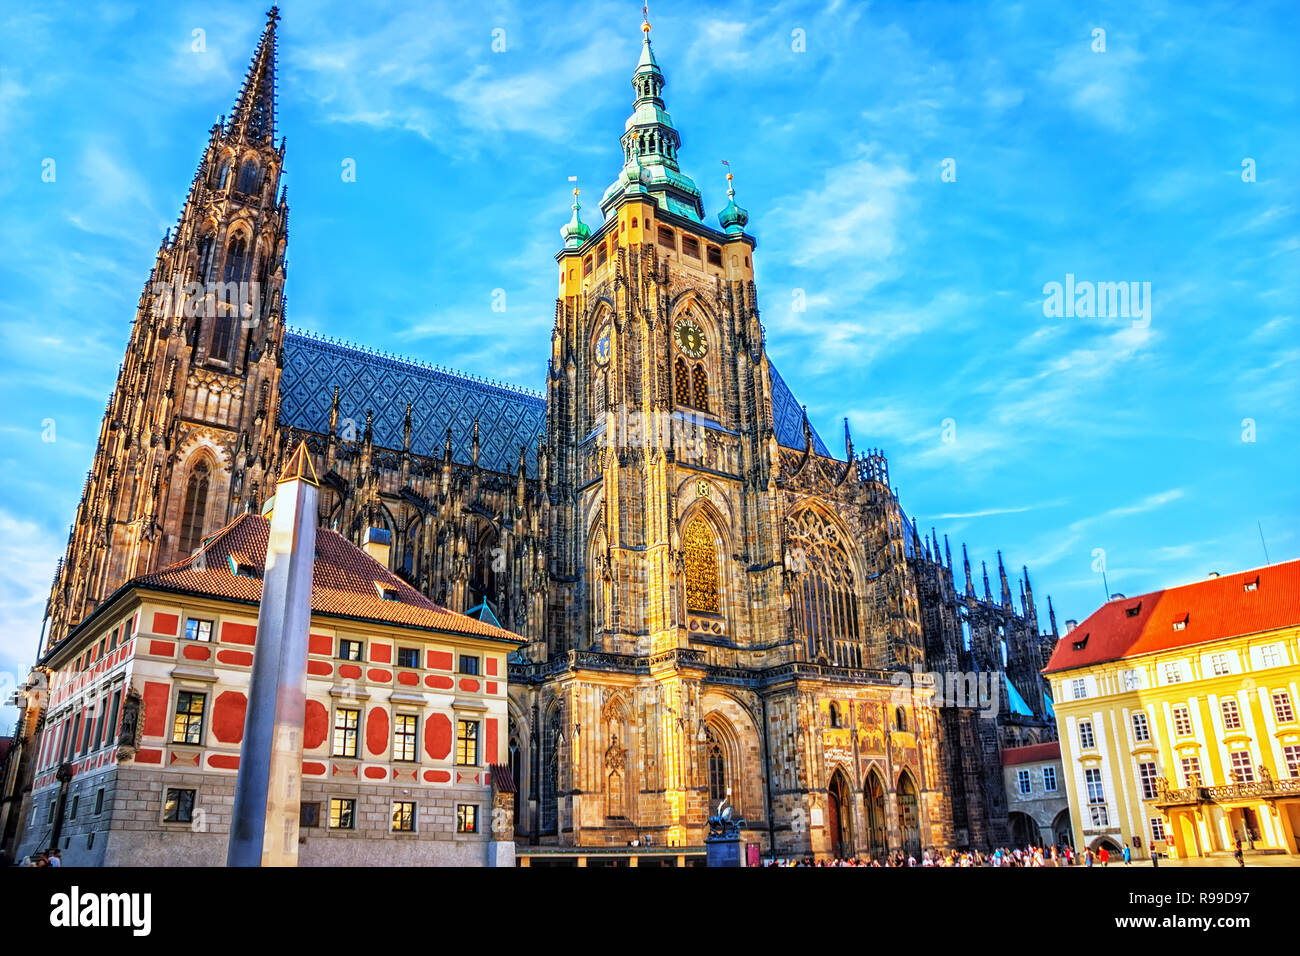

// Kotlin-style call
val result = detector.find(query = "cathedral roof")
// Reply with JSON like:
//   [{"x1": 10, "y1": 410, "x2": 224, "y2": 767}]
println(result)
[
  {"x1": 768, "y1": 362, "x2": 832, "y2": 456},
  {"x1": 131, "y1": 513, "x2": 525, "y2": 644},
  {"x1": 280, "y1": 330, "x2": 546, "y2": 477}
]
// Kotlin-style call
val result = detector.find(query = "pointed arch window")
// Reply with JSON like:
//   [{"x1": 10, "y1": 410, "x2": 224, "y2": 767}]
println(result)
[
  {"x1": 706, "y1": 726, "x2": 727, "y2": 805},
  {"x1": 786, "y1": 508, "x2": 860, "y2": 663},
  {"x1": 674, "y1": 356, "x2": 691, "y2": 406},
  {"x1": 223, "y1": 236, "x2": 251, "y2": 284},
  {"x1": 691, "y1": 362, "x2": 709, "y2": 412},
  {"x1": 235, "y1": 159, "x2": 261, "y2": 195},
  {"x1": 683, "y1": 516, "x2": 720, "y2": 614},
  {"x1": 215, "y1": 158, "x2": 231, "y2": 191},
  {"x1": 196, "y1": 229, "x2": 217, "y2": 281},
  {"x1": 179, "y1": 461, "x2": 211, "y2": 554}
]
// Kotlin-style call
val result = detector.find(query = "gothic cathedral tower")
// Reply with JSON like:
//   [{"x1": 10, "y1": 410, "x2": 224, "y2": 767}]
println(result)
[{"x1": 44, "y1": 9, "x2": 288, "y2": 650}]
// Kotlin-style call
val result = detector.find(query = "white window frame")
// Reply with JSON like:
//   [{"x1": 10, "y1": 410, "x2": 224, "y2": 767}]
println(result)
[
  {"x1": 1042, "y1": 766, "x2": 1058, "y2": 792},
  {"x1": 1017, "y1": 769, "x2": 1032, "y2": 795}
]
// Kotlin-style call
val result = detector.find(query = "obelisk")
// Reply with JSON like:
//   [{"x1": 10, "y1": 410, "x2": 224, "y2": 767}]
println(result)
[{"x1": 228, "y1": 440, "x2": 318, "y2": 866}]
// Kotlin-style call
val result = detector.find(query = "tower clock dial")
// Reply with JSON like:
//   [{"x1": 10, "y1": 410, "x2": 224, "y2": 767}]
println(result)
[
  {"x1": 595, "y1": 326, "x2": 612, "y2": 366},
  {"x1": 674, "y1": 318, "x2": 707, "y2": 358}
]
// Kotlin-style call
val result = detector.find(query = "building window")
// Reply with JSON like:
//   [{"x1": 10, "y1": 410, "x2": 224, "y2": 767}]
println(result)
[
  {"x1": 70, "y1": 796, "x2": 79, "y2": 820},
  {"x1": 707, "y1": 245, "x2": 722, "y2": 267},
  {"x1": 596, "y1": 242, "x2": 608, "y2": 266},
  {"x1": 392, "y1": 801, "x2": 416, "y2": 832},
  {"x1": 300, "y1": 802, "x2": 320, "y2": 828},
  {"x1": 828, "y1": 703, "x2": 841, "y2": 728},
  {"x1": 657, "y1": 225, "x2": 674, "y2": 249},
  {"x1": 1180, "y1": 755, "x2": 1202, "y2": 787},
  {"x1": 786, "y1": 508, "x2": 861, "y2": 659},
  {"x1": 184, "y1": 618, "x2": 213, "y2": 642},
  {"x1": 673, "y1": 355, "x2": 691, "y2": 406},
  {"x1": 329, "y1": 798, "x2": 355, "y2": 830},
  {"x1": 338, "y1": 639, "x2": 363, "y2": 661},
  {"x1": 1078, "y1": 719, "x2": 1095, "y2": 750},
  {"x1": 1210, "y1": 652, "x2": 1231, "y2": 676},
  {"x1": 691, "y1": 362, "x2": 709, "y2": 412},
  {"x1": 1071, "y1": 678, "x2": 1087, "y2": 700},
  {"x1": 683, "y1": 516, "x2": 721, "y2": 614},
  {"x1": 333, "y1": 708, "x2": 360, "y2": 758},
  {"x1": 1229, "y1": 750, "x2": 1255, "y2": 784},
  {"x1": 1163, "y1": 662, "x2": 1183, "y2": 684},
  {"x1": 172, "y1": 691, "x2": 206, "y2": 745},
  {"x1": 1084, "y1": 767, "x2": 1106, "y2": 804},
  {"x1": 1283, "y1": 745, "x2": 1300, "y2": 779},
  {"x1": 1220, "y1": 698, "x2": 1243, "y2": 731},
  {"x1": 1042, "y1": 766, "x2": 1058, "y2": 792},
  {"x1": 94, "y1": 788, "x2": 105, "y2": 815},
  {"x1": 235, "y1": 160, "x2": 260, "y2": 194},
  {"x1": 396, "y1": 647, "x2": 420, "y2": 669},
  {"x1": 458, "y1": 655, "x2": 480, "y2": 676},
  {"x1": 178, "y1": 461, "x2": 210, "y2": 554},
  {"x1": 393, "y1": 714, "x2": 418, "y2": 762},
  {"x1": 456, "y1": 804, "x2": 479, "y2": 833},
  {"x1": 1273, "y1": 691, "x2": 1295, "y2": 724},
  {"x1": 681, "y1": 235, "x2": 700, "y2": 259},
  {"x1": 163, "y1": 788, "x2": 196, "y2": 823},
  {"x1": 1260, "y1": 645, "x2": 1283, "y2": 668},
  {"x1": 1150, "y1": 817, "x2": 1167, "y2": 842},
  {"x1": 1123, "y1": 670, "x2": 1142, "y2": 691},
  {"x1": 1138, "y1": 761, "x2": 1159, "y2": 800},
  {"x1": 456, "y1": 720, "x2": 480, "y2": 766},
  {"x1": 1017, "y1": 769, "x2": 1031, "y2": 795},
  {"x1": 1173, "y1": 705, "x2": 1193, "y2": 737},
  {"x1": 1089, "y1": 804, "x2": 1110, "y2": 828},
  {"x1": 706, "y1": 729, "x2": 727, "y2": 805},
  {"x1": 1132, "y1": 711, "x2": 1151, "y2": 742}
]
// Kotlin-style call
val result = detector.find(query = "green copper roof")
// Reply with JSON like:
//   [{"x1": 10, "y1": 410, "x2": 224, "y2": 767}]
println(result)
[
  {"x1": 561, "y1": 190, "x2": 592, "y2": 249},
  {"x1": 718, "y1": 177, "x2": 749, "y2": 236},
  {"x1": 599, "y1": 28, "x2": 704, "y2": 222}
]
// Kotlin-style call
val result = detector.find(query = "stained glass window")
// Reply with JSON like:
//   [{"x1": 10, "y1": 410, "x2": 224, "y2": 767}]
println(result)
[
  {"x1": 706, "y1": 728, "x2": 726, "y2": 804},
  {"x1": 692, "y1": 362, "x2": 709, "y2": 412},
  {"x1": 785, "y1": 509, "x2": 860, "y2": 660},
  {"x1": 674, "y1": 356, "x2": 690, "y2": 406},
  {"x1": 179, "y1": 461, "x2": 210, "y2": 554},
  {"x1": 683, "y1": 517, "x2": 720, "y2": 613}
]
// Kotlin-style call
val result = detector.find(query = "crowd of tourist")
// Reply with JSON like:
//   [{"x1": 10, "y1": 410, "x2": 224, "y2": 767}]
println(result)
[{"x1": 764, "y1": 843, "x2": 1140, "y2": 866}]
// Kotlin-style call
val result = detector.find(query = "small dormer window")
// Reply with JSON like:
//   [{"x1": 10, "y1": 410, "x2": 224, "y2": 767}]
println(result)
[
  {"x1": 1244, "y1": 576, "x2": 1259, "y2": 592},
  {"x1": 1125, "y1": 602, "x2": 1141, "y2": 617},
  {"x1": 227, "y1": 555, "x2": 258, "y2": 578},
  {"x1": 1172, "y1": 616, "x2": 1188, "y2": 632},
  {"x1": 376, "y1": 583, "x2": 400, "y2": 602},
  {"x1": 1072, "y1": 633, "x2": 1089, "y2": 651}
]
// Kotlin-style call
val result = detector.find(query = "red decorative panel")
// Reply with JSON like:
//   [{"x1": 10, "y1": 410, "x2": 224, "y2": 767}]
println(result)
[
  {"x1": 221, "y1": 622, "x2": 257, "y2": 645},
  {"x1": 370, "y1": 643, "x2": 392, "y2": 664},
  {"x1": 217, "y1": 649, "x2": 254, "y2": 667},
  {"x1": 487, "y1": 717, "x2": 498, "y2": 765},
  {"x1": 428, "y1": 650, "x2": 453, "y2": 671},
  {"x1": 208, "y1": 754, "x2": 240, "y2": 770},
  {"x1": 308, "y1": 633, "x2": 333, "y2": 656},
  {"x1": 397, "y1": 672, "x2": 419, "y2": 686},
  {"x1": 425, "y1": 713, "x2": 452, "y2": 760},
  {"x1": 459, "y1": 678, "x2": 480, "y2": 693},
  {"x1": 212, "y1": 691, "x2": 247, "y2": 744},
  {"x1": 304, "y1": 701, "x2": 328, "y2": 750},
  {"x1": 365, "y1": 708, "x2": 389, "y2": 756},
  {"x1": 487, "y1": 656, "x2": 498, "y2": 676},
  {"x1": 134, "y1": 748, "x2": 163, "y2": 764},
  {"x1": 141, "y1": 681, "x2": 170, "y2": 737},
  {"x1": 425, "y1": 675, "x2": 454, "y2": 690},
  {"x1": 367, "y1": 668, "x2": 392, "y2": 683},
  {"x1": 307, "y1": 660, "x2": 333, "y2": 677},
  {"x1": 182, "y1": 644, "x2": 211, "y2": 662},
  {"x1": 152, "y1": 613, "x2": 179, "y2": 636},
  {"x1": 302, "y1": 761, "x2": 326, "y2": 776},
  {"x1": 487, "y1": 682, "x2": 499, "y2": 695},
  {"x1": 424, "y1": 770, "x2": 451, "y2": 783},
  {"x1": 338, "y1": 663, "x2": 362, "y2": 680},
  {"x1": 149, "y1": 640, "x2": 175, "y2": 657},
  {"x1": 363, "y1": 766, "x2": 387, "y2": 780}
]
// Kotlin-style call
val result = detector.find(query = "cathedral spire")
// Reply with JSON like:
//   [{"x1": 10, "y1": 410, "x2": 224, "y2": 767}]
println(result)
[
  {"x1": 998, "y1": 550, "x2": 1012, "y2": 607},
  {"x1": 982, "y1": 560, "x2": 992, "y2": 602},
  {"x1": 599, "y1": 13, "x2": 704, "y2": 221},
  {"x1": 228, "y1": 7, "x2": 280, "y2": 145}
]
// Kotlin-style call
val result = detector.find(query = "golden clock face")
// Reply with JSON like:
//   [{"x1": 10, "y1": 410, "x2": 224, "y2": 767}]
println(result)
[{"x1": 675, "y1": 318, "x2": 707, "y2": 359}]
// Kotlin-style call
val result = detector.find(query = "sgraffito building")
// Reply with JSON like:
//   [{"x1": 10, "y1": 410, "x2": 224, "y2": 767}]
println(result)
[{"x1": 10, "y1": 8, "x2": 1062, "y2": 864}]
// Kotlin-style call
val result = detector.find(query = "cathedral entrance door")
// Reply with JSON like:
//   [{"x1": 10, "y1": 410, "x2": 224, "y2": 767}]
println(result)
[
  {"x1": 827, "y1": 769, "x2": 852, "y2": 860},
  {"x1": 897, "y1": 772, "x2": 921, "y2": 858}
]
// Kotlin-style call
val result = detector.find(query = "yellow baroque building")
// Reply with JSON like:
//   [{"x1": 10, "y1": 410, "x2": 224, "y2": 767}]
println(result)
[{"x1": 1044, "y1": 559, "x2": 1300, "y2": 861}]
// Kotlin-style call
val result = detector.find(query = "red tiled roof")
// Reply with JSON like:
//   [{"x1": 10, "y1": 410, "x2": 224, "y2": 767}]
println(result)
[
  {"x1": 133, "y1": 513, "x2": 524, "y2": 644},
  {"x1": 1001, "y1": 741, "x2": 1061, "y2": 766},
  {"x1": 1044, "y1": 558, "x2": 1300, "y2": 674}
]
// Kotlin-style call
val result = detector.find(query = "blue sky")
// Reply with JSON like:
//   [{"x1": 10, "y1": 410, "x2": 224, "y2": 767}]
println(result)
[{"x1": 1, "y1": 0, "x2": 1297, "y2": 728}]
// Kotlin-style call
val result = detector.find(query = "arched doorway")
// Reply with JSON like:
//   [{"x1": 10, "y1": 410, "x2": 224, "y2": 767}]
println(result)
[
  {"x1": 1051, "y1": 809, "x2": 1072, "y2": 848},
  {"x1": 897, "y1": 771, "x2": 921, "y2": 858},
  {"x1": 1008, "y1": 811, "x2": 1039, "y2": 847},
  {"x1": 864, "y1": 769, "x2": 888, "y2": 860},
  {"x1": 827, "y1": 769, "x2": 853, "y2": 859}
]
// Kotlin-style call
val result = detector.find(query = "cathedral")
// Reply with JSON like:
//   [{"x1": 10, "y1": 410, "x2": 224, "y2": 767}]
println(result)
[{"x1": 35, "y1": 8, "x2": 1061, "y2": 859}]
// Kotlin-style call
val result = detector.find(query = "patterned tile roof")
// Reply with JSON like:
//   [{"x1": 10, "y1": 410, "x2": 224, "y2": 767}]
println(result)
[
  {"x1": 1043, "y1": 558, "x2": 1300, "y2": 673},
  {"x1": 768, "y1": 362, "x2": 832, "y2": 457},
  {"x1": 133, "y1": 513, "x2": 525, "y2": 644},
  {"x1": 281, "y1": 330, "x2": 546, "y2": 477},
  {"x1": 1001, "y1": 741, "x2": 1061, "y2": 767},
  {"x1": 280, "y1": 330, "x2": 831, "y2": 470}
]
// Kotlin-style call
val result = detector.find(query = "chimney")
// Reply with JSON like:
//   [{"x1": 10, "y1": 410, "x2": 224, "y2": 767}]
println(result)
[
  {"x1": 363, "y1": 527, "x2": 391, "y2": 567},
  {"x1": 1207, "y1": 571, "x2": 1220, "y2": 578},
  {"x1": 1109, "y1": 593, "x2": 1125, "y2": 601},
  {"x1": 1065, "y1": 619, "x2": 1078, "y2": 633}
]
